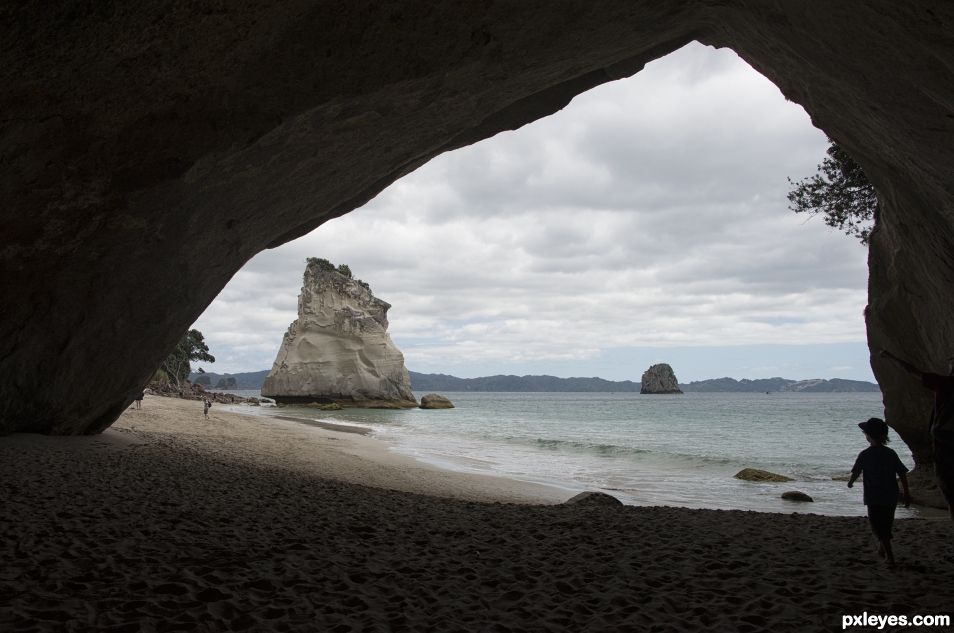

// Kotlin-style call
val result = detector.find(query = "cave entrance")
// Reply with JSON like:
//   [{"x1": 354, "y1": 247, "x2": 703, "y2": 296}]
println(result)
[{"x1": 188, "y1": 42, "x2": 903, "y2": 514}]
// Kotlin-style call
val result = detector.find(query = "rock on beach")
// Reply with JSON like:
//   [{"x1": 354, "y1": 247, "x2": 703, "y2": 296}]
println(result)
[
  {"x1": 781, "y1": 491, "x2": 814, "y2": 502},
  {"x1": 734, "y1": 468, "x2": 794, "y2": 482},
  {"x1": 420, "y1": 394, "x2": 455, "y2": 409},
  {"x1": 562, "y1": 491, "x2": 624, "y2": 507}
]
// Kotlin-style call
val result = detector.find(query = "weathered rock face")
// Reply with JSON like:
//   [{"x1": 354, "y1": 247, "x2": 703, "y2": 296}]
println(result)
[
  {"x1": 640, "y1": 364, "x2": 683, "y2": 395},
  {"x1": 2, "y1": 4, "x2": 954, "y2": 504},
  {"x1": 261, "y1": 262, "x2": 416, "y2": 408},
  {"x1": 420, "y1": 394, "x2": 455, "y2": 410}
]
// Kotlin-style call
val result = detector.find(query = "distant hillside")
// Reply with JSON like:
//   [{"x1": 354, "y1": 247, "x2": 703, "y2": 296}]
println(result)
[
  {"x1": 189, "y1": 370, "x2": 270, "y2": 390},
  {"x1": 408, "y1": 371, "x2": 641, "y2": 392},
  {"x1": 784, "y1": 378, "x2": 882, "y2": 393},
  {"x1": 411, "y1": 372, "x2": 879, "y2": 393},
  {"x1": 680, "y1": 377, "x2": 880, "y2": 393},
  {"x1": 189, "y1": 370, "x2": 880, "y2": 393}
]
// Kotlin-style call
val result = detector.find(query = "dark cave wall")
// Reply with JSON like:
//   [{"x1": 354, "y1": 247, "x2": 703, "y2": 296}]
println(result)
[{"x1": 2, "y1": 2, "x2": 954, "y2": 503}]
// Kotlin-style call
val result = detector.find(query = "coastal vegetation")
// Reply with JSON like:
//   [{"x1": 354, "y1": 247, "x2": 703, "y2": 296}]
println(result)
[
  {"x1": 305, "y1": 257, "x2": 370, "y2": 291},
  {"x1": 195, "y1": 374, "x2": 239, "y2": 390},
  {"x1": 787, "y1": 139, "x2": 879, "y2": 245},
  {"x1": 156, "y1": 329, "x2": 215, "y2": 388},
  {"x1": 189, "y1": 370, "x2": 269, "y2": 390},
  {"x1": 306, "y1": 257, "x2": 349, "y2": 276}
]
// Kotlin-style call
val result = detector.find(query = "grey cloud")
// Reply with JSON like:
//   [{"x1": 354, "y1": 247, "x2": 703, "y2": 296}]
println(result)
[{"x1": 191, "y1": 42, "x2": 870, "y2": 376}]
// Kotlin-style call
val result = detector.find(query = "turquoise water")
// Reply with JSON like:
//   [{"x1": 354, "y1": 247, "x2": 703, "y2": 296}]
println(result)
[{"x1": 224, "y1": 390, "x2": 927, "y2": 517}]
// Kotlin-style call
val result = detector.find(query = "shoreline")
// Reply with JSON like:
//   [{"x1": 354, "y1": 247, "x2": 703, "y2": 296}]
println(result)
[
  {"x1": 2, "y1": 394, "x2": 953, "y2": 631},
  {"x1": 272, "y1": 414, "x2": 374, "y2": 436},
  {"x1": 141, "y1": 395, "x2": 570, "y2": 505},
  {"x1": 226, "y1": 399, "x2": 592, "y2": 500},
  {"x1": 222, "y1": 394, "x2": 946, "y2": 519}
]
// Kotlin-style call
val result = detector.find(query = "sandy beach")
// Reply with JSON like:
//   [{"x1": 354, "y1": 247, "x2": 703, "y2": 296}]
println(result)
[{"x1": 1, "y1": 396, "x2": 952, "y2": 632}]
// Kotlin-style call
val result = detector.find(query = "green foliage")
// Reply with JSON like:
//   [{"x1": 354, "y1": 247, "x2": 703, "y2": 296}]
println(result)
[
  {"x1": 194, "y1": 374, "x2": 212, "y2": 386},
  {"x1": 159, "y1": 329, "x2": 215, "y2": 388},
  {"x1": 306, "y1": 257, "x2": 336, "y2": 273},
  {"x1": 304, "y1": 258, "x2": 370, "y2": 290},
  {"x1": 787, "y1": 139, "x2": 879, "y2": 245}
]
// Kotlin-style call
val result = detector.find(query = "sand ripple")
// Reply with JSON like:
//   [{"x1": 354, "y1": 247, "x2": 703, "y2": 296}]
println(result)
[{"x1": 1, "y1": 397, "x2": 951, "y2": 632}]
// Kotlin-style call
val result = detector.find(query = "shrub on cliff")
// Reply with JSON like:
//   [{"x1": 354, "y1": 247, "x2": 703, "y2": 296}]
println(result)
[
  {"x1": 304, "y1": 258, "x2": 370, "y2": 290},
  {"x1": 306, "y1": 257, "x2": 336, "y2": 273},
  {"x1": 787, "y1": 139, "x2": 879, "y2": 245}
]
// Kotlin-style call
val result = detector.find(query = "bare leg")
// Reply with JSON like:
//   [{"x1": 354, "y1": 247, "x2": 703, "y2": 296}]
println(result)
[{"x1": 882, "y1": 539, "x2": 895, "y2": 566}]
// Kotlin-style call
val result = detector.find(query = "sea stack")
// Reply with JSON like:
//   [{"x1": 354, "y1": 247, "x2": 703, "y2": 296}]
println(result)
[
  {"x1": 640, "y1": 363, "x2": 683, "y2": 394},
  {"x1": 261, "y1": 259, "x2": 417, "y2": 408}
]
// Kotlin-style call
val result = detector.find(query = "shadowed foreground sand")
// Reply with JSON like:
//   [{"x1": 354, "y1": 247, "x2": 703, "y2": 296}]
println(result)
[{"x1": 1, "y1": 396, "x2": 952, "y2": 632}]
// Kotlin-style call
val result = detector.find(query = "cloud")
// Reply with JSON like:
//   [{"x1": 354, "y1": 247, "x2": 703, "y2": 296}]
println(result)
[{"x1": 191, "y1": 42, "x2": 872, "y2": 381}]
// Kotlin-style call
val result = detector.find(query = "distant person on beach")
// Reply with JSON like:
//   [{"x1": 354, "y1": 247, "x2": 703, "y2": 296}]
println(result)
[
  {"x1": 134, "y1": 390, "x2": 144, "y2": 409},
  {"x1": 203, "y1": 398, "x2": 211, "y2": 419},
  {"x1": 880, "y1": 349, "x2": 954, "y2": 524},
  {"x1": 848, "y1": 417, "x2": 911, "y2": 565}
]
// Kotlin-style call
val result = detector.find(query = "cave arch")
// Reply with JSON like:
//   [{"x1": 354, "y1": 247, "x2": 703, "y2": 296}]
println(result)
[{"x1": 2, "y1": 2, "x2": 953, "y2": 501}]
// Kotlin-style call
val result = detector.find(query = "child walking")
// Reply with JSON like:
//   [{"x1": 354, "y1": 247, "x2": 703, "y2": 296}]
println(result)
[{"x1": 847, "y1": 417, "x2": 911, "y2": 565}]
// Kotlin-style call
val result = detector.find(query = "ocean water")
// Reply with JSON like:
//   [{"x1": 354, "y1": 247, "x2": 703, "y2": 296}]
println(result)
[{"x1": 223, "y1": 390, "x2": 929, "y2": 517}]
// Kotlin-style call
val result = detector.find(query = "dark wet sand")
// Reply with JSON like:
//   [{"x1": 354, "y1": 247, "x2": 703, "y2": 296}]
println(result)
[{"x1": 1, "y1": 396, "x2": 952, "y2": 632}]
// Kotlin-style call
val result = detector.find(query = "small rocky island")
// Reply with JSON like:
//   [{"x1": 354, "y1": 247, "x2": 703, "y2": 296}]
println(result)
[
  {"x1": 640, "y1": 363, "x2": 683, "y2": 394},
  {"x1": 261, "y1": 258, "x2": 418, "y2": 408},
  {"x1": 420, "y1": 394, "x2": 455, "y2": 409}
]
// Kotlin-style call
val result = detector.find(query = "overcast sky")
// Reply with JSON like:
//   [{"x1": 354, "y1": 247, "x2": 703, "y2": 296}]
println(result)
[{"x1": 192, "y1": 42, "x2": 875, "y2": 383}]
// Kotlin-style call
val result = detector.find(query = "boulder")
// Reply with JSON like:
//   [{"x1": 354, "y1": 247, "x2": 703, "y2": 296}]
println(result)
[
  {"x1": 420, "y1": 394, "x2": 455, "y2": 409},
  {"x1": 304, "y1": 402, "x2": 343, "y2": 411},
  {"x1": 781, "y1": 491, "x2": 814, "y2": 502},
  {"x1": 640, "y1": 364, "x2": 683, "y2": 394},
  {"x1": 562, "y1": 491, "x2": 624, "y2": 507},
  {"x1": 734, "y1": 468, "x2": 793, "y2": 483},
  {"x1": 261, "y1": 260, "x2": 418, "y2": 409}
]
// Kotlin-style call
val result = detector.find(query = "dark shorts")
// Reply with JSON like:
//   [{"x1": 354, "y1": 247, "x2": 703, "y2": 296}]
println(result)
[{"x1": 866, "y1": 504, "x2": 897, "y2": 541}]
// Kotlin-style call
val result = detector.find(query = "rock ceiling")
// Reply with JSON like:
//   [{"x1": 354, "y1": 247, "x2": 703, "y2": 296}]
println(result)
[{"x1": 2, "y1": 2, "x2": 953, "y2": 502}]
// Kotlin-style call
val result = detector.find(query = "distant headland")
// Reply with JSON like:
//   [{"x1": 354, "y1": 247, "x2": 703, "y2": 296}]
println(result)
[{"x1": 190, "y1": 370, "x2": 880, "y2": 394}]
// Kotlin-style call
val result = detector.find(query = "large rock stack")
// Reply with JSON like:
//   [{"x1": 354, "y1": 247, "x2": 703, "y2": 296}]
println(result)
[
  {"x1": 640, "y1": 364, "x2": 684, "y2": 394},
  {"x1": 261, "y1": 260, "x2": 417, "y2": 408}
]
